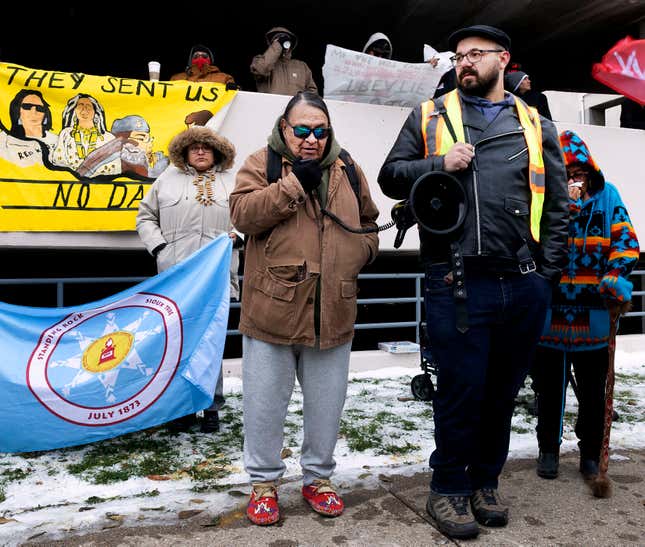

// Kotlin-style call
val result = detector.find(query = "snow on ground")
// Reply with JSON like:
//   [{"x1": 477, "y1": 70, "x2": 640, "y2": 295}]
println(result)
[{"x1": 0, "y1": 341, "x2": 643, "y2": 545}]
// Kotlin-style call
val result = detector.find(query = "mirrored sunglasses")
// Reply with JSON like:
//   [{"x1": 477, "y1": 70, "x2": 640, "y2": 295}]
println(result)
[{"x1": 291, "y1": 125, "x2": 330, "y2": 140}]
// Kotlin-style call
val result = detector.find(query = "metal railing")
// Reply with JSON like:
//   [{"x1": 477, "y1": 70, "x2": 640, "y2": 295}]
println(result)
[{"x1": 0, "y1": 270, "x2": 643, "y2": 342}]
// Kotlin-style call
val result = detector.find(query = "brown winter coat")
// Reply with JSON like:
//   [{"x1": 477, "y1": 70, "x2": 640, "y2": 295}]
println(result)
[
  {"x1": 170, "y1": 65, "x2": 235, "y2": 84},
  {"x1": 250, "y1": 27, "x2": 317, "y2": 95},
  {"x1": 230, "y1": 148, "x2": 379, "y2": 349}
]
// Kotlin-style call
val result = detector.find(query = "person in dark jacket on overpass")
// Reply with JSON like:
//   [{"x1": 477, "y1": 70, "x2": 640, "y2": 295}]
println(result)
[
  {"x1": 504, "y1": 70, "x2": 552, "y2": 120},
  {"x1": 250, "y1": 27, "x2": 317, "y2": 96},
  {"x1": 378, "y1": 24, "x2": 569, "y2": 540}
]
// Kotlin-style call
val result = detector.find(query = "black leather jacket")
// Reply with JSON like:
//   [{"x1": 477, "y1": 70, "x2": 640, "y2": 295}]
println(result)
[{"x1": 378, "y1": 91, "x2": 569, "y2": 282}]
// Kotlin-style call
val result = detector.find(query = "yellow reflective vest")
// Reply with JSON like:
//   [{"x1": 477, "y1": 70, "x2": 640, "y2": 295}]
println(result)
[{"x1": 420, "y1": 89, "x2": 545, "y2": 241}]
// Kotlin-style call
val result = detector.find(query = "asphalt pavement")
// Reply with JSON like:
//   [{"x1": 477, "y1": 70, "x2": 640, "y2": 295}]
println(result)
[{"x1": 34, "y1": 448, "x2": 645, "y2": 546}]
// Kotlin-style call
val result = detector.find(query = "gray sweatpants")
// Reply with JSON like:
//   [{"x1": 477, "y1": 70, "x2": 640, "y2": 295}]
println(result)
[{"x1": 242, "y1": 335, "x2": 351, "y2": 485}]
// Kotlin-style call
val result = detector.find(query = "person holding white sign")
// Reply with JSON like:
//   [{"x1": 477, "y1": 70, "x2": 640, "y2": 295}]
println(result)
[{"x1": 362, "y1": 32, "x2": 393, "y2": 59}]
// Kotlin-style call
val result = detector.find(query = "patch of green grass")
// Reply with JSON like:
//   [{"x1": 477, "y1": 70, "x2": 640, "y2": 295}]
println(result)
[
  {"x1": 511, "y1": 425, "x2": 531, "y2": 434},
  {"x1": 615, "y1": 372, "x2": 644, "y2": 384},
  {"x1": 67, "y1": 432, "x2": 182, "y2": 484},
  {"x1": 340, "y1": 408, "x2": 426, "y2": 453},
  {"x1": 213, "y1": 413, "x2": 244, "y2": 452},
  {"x1": 376, "y1": 442, "x2": 419, "y2": 456},
  {"x1": 415, "y1": 408, "x2": 433, "y2": 420},
  {"x1": 1, "y1": 467, "x2": 30, "y2": 482},
  {"x1": 339, "y1": 419, "x2": 381, "y2": 452},
  {"x1": 399, "y1": 419, "x2": 417, "y2": 431},
  {"x1": 345, "y1": 408, "x2": 367, "y2": 418},
  {"x1": 93, "y1": 468, "x2": 133, "y2": 484},
  {"x1": 0, "y1": 466, "x2": 31, "y2": 501},
  {"x1": 372, "y1": 411, "x2": 399, "y2": 424}
]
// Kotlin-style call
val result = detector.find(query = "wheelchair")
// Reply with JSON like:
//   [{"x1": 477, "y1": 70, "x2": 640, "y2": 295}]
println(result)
[{"x1": 410, "y1": 321, "x2": 438, "y2": 401}]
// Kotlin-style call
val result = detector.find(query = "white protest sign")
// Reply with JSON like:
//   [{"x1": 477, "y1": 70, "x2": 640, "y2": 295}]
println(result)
[
  {"x1": 423, "y1": 44, "x2": 454, "y2": 75},
  {"x1": 323, "y1": 44, "x2": 447, "y2": 107}
]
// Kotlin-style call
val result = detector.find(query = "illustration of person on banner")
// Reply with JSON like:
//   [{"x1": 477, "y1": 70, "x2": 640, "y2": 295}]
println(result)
[
  {"x1": 0, "y1": 89, "x2": 57, "y2": 168},
  {"x1": 51, "y1": 93, "x2": 120, "y2": 175},
  {"x1": 77, "y1": 115, "x2": 169, "y2": 179}
]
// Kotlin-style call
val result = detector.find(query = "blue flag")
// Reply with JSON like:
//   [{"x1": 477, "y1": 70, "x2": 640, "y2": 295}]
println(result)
[{"x1": 0, "y1": 235, "x2": 232, "y2": 453}]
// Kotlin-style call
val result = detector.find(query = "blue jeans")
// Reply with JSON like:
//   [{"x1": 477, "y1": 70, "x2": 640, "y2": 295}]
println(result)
[{"x1": 425, "y1": 264, "x2": 552, "y2": 495}]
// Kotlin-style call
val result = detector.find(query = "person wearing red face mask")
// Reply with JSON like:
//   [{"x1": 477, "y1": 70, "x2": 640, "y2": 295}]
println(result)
[{"x1": 170, "y1": 44, "x2": 237, "y2": 85}]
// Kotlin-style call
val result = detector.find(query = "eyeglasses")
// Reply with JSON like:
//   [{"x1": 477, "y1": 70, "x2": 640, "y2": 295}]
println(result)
[
  {"x1": 567, "y1": 170, "x2": 588, "y2": 180},
  {"x1": 21, "y1": 103, "x2": 46, "y2": 113},
  {"x1": 192, "y1": 52, "x2": 210, "y2": 59},
  {"x1": 450, "y1": 49, "x2": 504, "y2": 67},
  {"x1": 286, "y1": 122, "x2": 330, "y2": 140},
  {"x1": 188, "y1": 144, "x2": 213, "y2": 153}
]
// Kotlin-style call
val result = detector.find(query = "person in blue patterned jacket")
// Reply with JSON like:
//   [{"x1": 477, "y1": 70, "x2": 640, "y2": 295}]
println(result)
[{"x1": 533, "y1": 130, "x2": 640, "y2": 482}]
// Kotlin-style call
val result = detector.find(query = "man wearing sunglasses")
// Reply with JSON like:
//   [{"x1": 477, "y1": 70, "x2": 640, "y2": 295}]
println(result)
[
  {"x1": 231, "y1": 91, "x2": 379, "y2": 526},
  {"x1": 378, "y1": 24, "x2": 568, "y2": 539},
  {"x1": 251, "y1": 26, "x2": 318, "y2": 96}
]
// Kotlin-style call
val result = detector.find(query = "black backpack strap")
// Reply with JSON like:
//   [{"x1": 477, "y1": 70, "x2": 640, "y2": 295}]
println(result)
[
  {"x1": 338, "y1": 148, "x2": 361, "y2": 207},
  {"x1": 266, "y1": 146, "x2": 361, "y2": 208},
  {"x1": 266, "y1": 146, "x2": 283, "y2": 184}
]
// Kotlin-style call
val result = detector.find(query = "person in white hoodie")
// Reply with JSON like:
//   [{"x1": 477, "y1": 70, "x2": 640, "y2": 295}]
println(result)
[{"x1": 362, "y1": 32, "x2": 393, "y2": 59}]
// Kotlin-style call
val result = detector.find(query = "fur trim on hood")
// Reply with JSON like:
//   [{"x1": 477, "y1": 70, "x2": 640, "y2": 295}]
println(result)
[
  {"x1": 362, "y1": 32, "x2": 392, "y2": 58},
  {"x1": 559, "y1": 130, "x2": 605, "y2": 194},
  {"x1": 265, "y1": 26, "x2": 298, "y2": 50},
  {"x1": 168, "y1": 126, "x2": 235, "y2": 172}
]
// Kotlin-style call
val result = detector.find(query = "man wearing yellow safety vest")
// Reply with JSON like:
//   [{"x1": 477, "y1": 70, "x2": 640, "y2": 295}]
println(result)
[{"x1": 378, "y1": 25, "x2": 569, "y2": 540}]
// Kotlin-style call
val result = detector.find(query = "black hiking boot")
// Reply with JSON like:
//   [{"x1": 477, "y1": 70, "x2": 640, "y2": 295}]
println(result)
[
  {"x1": 537, "y1": 451, "x2": 559, "y2": 479},
  {"x1": 580, "y1": 458, "x2": 599, "y2": 480},
  {"x1": 166, "y1": 414, "x2": 197, "y2": 433},
  {"x1": 200, "y1": 410, "x2": 220, "y2": 433}
]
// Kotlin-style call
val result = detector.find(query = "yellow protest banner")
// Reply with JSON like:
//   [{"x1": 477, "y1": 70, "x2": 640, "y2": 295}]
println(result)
[{"x1": 0, "y1": 63, "x2": 237, "y2": 231}]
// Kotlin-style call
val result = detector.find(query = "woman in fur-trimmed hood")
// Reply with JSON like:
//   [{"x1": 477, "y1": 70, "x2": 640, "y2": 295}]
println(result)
[
  {"x1": 136, "y1": 126, "x2": 241, "y2": 433},
  {"x1": 532, "y1": 129, "x2": 640, "y2": 482},
  {"x1": 167, "y1": 125, "x2": 235, "y2": 171}
]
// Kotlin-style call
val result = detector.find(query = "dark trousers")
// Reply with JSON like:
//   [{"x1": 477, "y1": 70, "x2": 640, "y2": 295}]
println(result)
[
  {"x1": 533, "y1": 346, "x2": 608, "y2": 461},
  {"x1": 425, "y1": 265, "x2": 551, "y2": 495}
]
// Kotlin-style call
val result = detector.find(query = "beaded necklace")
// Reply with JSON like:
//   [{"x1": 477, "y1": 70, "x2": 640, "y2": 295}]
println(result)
[{"x1": 193, "y1": 169, "x2": 216, "y2": 206}]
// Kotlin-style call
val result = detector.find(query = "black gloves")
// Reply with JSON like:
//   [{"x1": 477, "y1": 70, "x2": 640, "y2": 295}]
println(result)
[
  {"x1": 225, "y1": 82, "x2": 240, "y2": 91},
  {"x1": 292, "y1": 159, "x2": 322, "y2": 193}
]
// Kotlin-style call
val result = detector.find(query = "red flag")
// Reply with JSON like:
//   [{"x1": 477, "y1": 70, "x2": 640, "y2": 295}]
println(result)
[{"x1": 592, "y1": 36, "x2": 645, "y2": 105}]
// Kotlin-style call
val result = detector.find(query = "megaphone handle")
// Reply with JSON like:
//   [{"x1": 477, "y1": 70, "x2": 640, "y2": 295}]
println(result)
[{"x1": 394, "y1": 227, "x2": 408, "y2": 249}]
